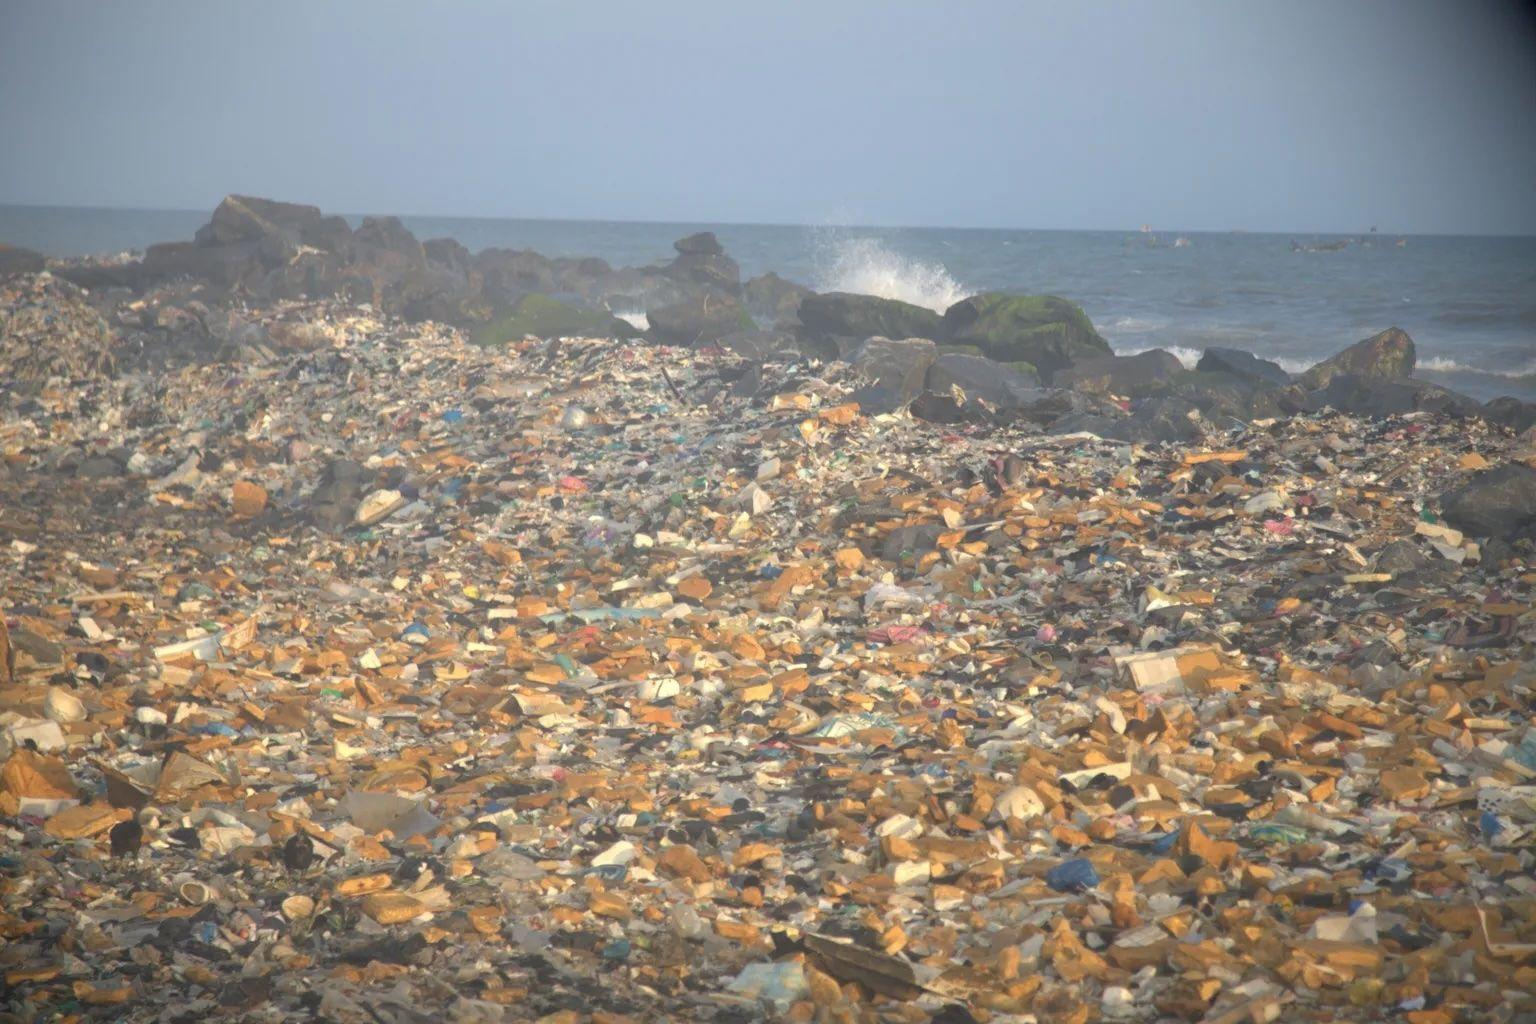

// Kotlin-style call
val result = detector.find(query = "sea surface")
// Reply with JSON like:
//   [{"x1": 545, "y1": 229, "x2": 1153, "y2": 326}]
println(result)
[{"x1": 5, "y1": 204, "x2": 1534, "y2": 402}]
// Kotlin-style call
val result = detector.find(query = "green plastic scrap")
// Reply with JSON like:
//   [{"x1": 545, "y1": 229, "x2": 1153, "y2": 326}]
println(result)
[{"x1": 1247, "y1": 823, "x2": 1309, "y2": 844}]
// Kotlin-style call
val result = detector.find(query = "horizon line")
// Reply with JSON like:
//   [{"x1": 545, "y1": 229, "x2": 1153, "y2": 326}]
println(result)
[{"x1": 2, "y1": 197, "x2": 1535, "y2": 241}]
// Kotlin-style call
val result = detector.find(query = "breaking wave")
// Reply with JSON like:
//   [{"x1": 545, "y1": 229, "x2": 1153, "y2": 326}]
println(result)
[
  {"x1": 1417, "y1": 355, "x2": 1536, "y2": 378},
  {"x1": 611, "y1": 309, "x2": 649, "y2": 331},
  {"x1": 814, "y1": 236, "x2": 969, "y2": 312},
  {"x1": 1112, "y1": 345, "x2": 1202, "y2": 367},
  {"x1": 1099, "y1": 315, "x2": 1169, "y2": 334},
  {"x1": 1110, "y1": 345, "x2": 1314, "y2": 375}
]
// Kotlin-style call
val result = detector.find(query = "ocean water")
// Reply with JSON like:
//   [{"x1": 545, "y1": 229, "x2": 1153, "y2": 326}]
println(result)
[{"x1": 4, "y1": 204, "x2": 1534, "y2": 402}]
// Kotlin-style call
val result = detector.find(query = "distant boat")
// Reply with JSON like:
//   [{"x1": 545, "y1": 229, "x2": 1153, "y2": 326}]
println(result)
[
  {"x1": 1140, "y1": 224, "x2": 1152, "y2": 233},
  {"x1": 1173, "y1": 237, "x2": 1191, "y2": 248}
]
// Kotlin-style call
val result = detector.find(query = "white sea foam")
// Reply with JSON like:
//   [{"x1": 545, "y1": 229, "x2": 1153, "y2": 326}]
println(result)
[
  {"x1": 1112, "y1": 345, "x2": 1202, "y2": 367},
  {"x1": 814, "y1": 236, "x2": 969, "y2": 313},
  {"x1": 1111, "y1": 345, "x2": 1316, "y2": 375},
  {"x1": 1099, "y1": 315, "x2": 1168, "y2": 334},
  {"x1": 1417, "y1": 355, "x2": 1536, "y2": 378}
]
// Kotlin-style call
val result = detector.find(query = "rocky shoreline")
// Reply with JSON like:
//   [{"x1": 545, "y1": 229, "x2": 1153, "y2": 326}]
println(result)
[
  {"x1": 4, "y1": 195, "x2": 1535, "y2": 443},
  {"x1": 1, "y1": 198, "x2": 1535, "y2": 1022}
]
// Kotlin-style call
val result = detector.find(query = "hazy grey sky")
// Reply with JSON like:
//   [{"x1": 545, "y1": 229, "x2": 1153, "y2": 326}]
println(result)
[{"x1": 3, "y1": 0, "x2": 1534, "y2": 233}]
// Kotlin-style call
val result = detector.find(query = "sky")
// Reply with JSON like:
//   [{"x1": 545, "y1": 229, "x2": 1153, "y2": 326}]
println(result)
[{"x1": 2, "y1": 0, "x2": 1535, "y2": 234}]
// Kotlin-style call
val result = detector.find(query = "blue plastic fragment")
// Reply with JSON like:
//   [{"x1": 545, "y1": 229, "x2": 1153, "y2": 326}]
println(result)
[
  {"x1": 1150, "y1": 829, "x2": 1180, "y2": 855},
  {"x1": 1480, "y1": 810, "x2": 1503, "y2": 840},
  {"x1": 586, "y1": 864, "x2": 628, "y2": 883},
  {"x1": 601, "y1": 938, "x2": 631, "y2": 960},
  {"x1": 441, "y1": 409, "x2": 463, "y2": 424},
  {"x1": 1045, "y1": 858, "x2": 1100, "y2": 892}
]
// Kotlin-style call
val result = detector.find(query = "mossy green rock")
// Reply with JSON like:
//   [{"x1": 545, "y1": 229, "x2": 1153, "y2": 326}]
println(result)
[
  {"x1": 941, "y1": 293, "x2": 1110, "y2": 381},
  {"x1": 798, "y1": 292, "x2": 945, "y2": 343},
  {"x1": 470, "y1": 293, "x2": 639, "y2": 346},
  {"x1": 1300, "y1": 327, "x2": 1415, "y2": 389}
]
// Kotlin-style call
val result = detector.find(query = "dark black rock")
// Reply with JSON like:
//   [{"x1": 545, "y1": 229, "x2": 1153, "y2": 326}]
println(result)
[
  {"x1": 1482, "y1": 396, "x2": 1536, "y2": 435},
  {"x1": 281, "y1": 832, "x2": 315, "y2": 873},
  {"x1": 1196, "y1": 347, "x2": 1292, "y2": 386},
  {"x1": 1055, "y1": 349, "x2": 1185, "y2": 396},
  {"x1": 797, "y1": 292, "x2": 945, "y2": 350},
  {"x1": 0, "y1": 244, "x2": 46, "y2": 278},
  {"x1": 1313, "y1": 374, "x2": 1482, "y2": 419},
  {"x1": 673, "y1": 232, "x2": 724, "y2": 256},
  {"x1": 109, "y1": 819, "x2": 143, "y2": 858},
  {"x1": 1439, "y1": 463, "x2": 1536, "y2": 541}
]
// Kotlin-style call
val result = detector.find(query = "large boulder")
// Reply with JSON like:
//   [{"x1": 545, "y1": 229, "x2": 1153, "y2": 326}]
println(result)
[
  {"x1": 743, "y1": 273, "x2": 812, "y2": 328},
  {"x1": 1052, "y1": 394, "x2": 1205, "y2": 445},
  {"x1": 196, "y1": 195, "x2": 320, "y2": 246},
  {"x1": 1153, "y1": 370, "x2": 1289, "y2": 424},
  {"x1": 1300, "y1": 327, "x2": 1415, "y2": 389},
  {"x1": 352, "y1": 216, "x2": 425, "y2": 264},
  {"x1": 912, "y1": 353, "x2": 1049, "y2": 422},
  {"x1": 926, "y1": 352, "x2": 1042, "y2": 401},
  {"x1": 647, "y1": 292, "x2": 752, "y2": 346},
  {"x1": 660, "y1": 232, "x2": 740, "y2": 295},
  {"x1": 674, "y1": 232, "x2": 724, "y2": 256},
  {"x1": 1439, "y1": 463, "x2": 1536, "y2": 541},
  {"x1": 424, "y1": 237, "x2": 472, "y2": 273},
  {"x1": 0, "y1": 244, "x2": 45, "y2": 279},
  {"x1": 849, "y1": 337, "x2": 937, "y2": 411},
  {"x1": 476, "y1": 248, "x2": 559, "y2": 304},
  {"x1": 798, "y1": 293, "x2": 945, "y2": 352},
  {"x1": 941, "y1": 293, "x2": 1110, "y2": 382},
  {"x1": 713, "y1": 329, "x2": 801, "y2": 360},
  {"x1": 470, "y1": 293, "x2": 638, "y2": 345},
  {"x1": 1196, "y1": 347, "x2": 1291, "y2": 386},
  {"x1": 1312, "y1": 374, "x2": 1481, "y2": 419},
  {"x1": 1482, "y1": 397, "x2": 1536, "y2": 435},
  {"x1": 1054, "y1": 349, "x2": 1184, "y2": 396}
]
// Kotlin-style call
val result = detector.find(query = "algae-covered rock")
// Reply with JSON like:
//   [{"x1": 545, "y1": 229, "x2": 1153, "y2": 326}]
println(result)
[
  {"x1": 941, "y1": 293, "x2": 1109, "y2": 381},
  {"x1": 470, "y1": 293, "x2": 639, "y2": 345},
  {"x1": 1300, "y1": 327, "x2": 1415, "y2": 389}
]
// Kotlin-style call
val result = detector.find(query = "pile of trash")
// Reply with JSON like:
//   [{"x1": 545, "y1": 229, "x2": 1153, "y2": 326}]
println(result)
[
  {"x1": 0, "y1": 272, "x2": 117, "y2": 392},
  {"x1": 2, "y1": 299, "x2": 1534, "y2": 1022}
]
